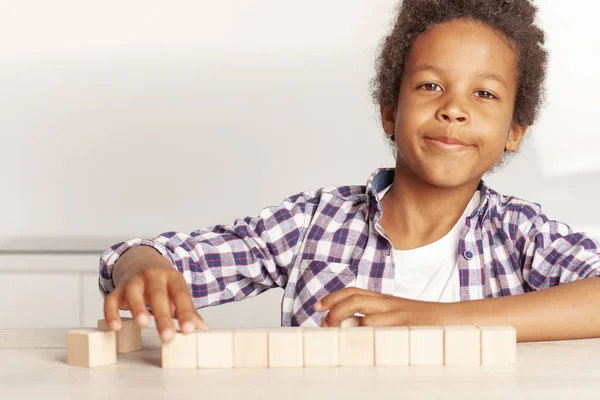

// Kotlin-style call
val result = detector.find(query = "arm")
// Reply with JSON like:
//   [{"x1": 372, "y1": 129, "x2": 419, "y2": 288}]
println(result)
[
  {"x1": 476, "y1": 208, "x2": 600, "y2": 341},
  {"x1": 319, "y1": 210, "x2": 600, "y2": 342},
  {"x1": 448, "y1": 277, "x2": 600, "y2": 342},
  {"x1": 99, "y1": 190, "x2": 316, "y2": 309},
  {"x1": 317, "y1": 279, "x2": 600, "y2": 342}
]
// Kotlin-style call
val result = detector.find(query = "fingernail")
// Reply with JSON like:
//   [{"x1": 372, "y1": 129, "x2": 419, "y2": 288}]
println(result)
[
  {"x1": 161, "y1": 329, "x2": 174, "y2": 342},
  {"x1": 137, "y1": 314, "x2": 148, "y2": 326},
  {"x1": 110, "y1": 320, "x2": 120, "y2": 330},
  {"x1": 314, "y1": 301, "x2": 322, "y2": 311},
  {"x1": 182, "y1": 322, "x2": 194, "y2": 333}
]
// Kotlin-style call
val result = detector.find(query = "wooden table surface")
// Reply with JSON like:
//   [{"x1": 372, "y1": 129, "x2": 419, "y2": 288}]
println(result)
[{"x1": 1, "y1": 328, "x2": 599, "y2": 399}]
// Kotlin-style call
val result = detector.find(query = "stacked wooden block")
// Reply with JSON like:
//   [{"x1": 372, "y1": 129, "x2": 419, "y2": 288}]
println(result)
[
  {"x1": 67, "y1": 318, "x2": 142, "y2": 367},
  {"x1": 162, "y1": 325, "x2": 517, "y2": 368}
]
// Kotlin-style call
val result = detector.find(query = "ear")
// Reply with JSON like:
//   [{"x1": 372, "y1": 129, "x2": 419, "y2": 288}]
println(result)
[
  {"x1": 380, "y1": 104, "x2": 397, "y2": 135},
  {"x1": 505, "y1": 123, "x2": 528, "y2": 152}
]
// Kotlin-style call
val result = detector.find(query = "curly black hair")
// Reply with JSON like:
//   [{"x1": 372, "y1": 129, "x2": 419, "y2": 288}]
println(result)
[{"x1": 371, "y1": 0, "x2": 548, "y2": 173}]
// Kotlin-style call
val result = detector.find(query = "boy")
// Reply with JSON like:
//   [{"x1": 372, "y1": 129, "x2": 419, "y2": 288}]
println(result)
[{"x1": 100, "y1": 0, "x2": 600, "y2": 343}]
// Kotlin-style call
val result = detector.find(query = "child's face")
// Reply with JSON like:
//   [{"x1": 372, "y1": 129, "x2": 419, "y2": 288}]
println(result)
[{"x1": 381, "y1": 18, "x2": 527, "y2": 188}]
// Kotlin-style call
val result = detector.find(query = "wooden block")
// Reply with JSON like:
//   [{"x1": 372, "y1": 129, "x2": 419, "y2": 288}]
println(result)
[
  {"x1": 375, "y1": 327, "x2": 409, "y2": 366},
  {"x1": 233, "y1": 329, "x2": 268, "y2": 368},
  {"x1": 67, "y1": 329, "x2": 116, "y2": 367},
  {"x1": 409, "y1": 326, "x2": 444, "y2": 365},
  {"x1": 444, "y1": 326, "x2": 481, "y2": 365},
  {"x1": 268, "y1": 327, "x2": 303, "y2": 367},
  {"x1": 161, "y1": 331, "x2": 197, "y2": 368},
  {"x1": 480, "y1": 326, "x2": 517, "y2": 365},
  {"x1": 197, "y1": 329, "x2": 234, "y2": 368},
  {"x1": 98, "y1": 318, "x2": 141, "y2": 353},
  {"x1": 339, "y1": 327, "x2": 374, "y2": 366},
  {"x1": 303, "y1": 328, "x2": 339, "y2": 367}
]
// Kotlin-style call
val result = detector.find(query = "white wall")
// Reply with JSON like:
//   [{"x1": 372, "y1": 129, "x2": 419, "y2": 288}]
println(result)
[
  {"x1": 485, "y1": 0, "x2": 600, "y2": 239},
  {"x1": 0, "y1": 0, "x2": 397, "y2": 242},
  {"x1": 2, "y1": 0, "x2": 599, "y2": 328}
]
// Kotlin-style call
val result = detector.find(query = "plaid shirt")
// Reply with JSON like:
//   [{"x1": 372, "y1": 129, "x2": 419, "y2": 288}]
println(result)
[{"x1": 99, "y1": 167, "x2": 600, "y2": 327}]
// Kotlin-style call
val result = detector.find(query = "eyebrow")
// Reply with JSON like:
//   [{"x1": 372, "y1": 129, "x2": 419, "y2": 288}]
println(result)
[{"x1": 410, "y1": 63, "x2": 508, "y2": 89}]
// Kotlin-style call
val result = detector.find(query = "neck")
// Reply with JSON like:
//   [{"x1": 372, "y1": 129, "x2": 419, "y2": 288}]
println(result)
[{"x1": 379, "y1": 164, "x2": 481, "y2": 250}]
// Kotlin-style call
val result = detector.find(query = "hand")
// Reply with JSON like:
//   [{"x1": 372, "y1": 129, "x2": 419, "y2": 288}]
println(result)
[
  {"x1": 103, "y1": 253, "x2": 209, "y2": 343},
  {"x1": 314, "y1": 287, "x2": 448, "y2": 327}
]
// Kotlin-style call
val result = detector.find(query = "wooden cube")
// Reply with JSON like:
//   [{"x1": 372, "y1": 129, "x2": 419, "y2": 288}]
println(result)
[
  {"x1": 233, "y1": 329, "x2": 268, "y2": 368},
  {"x1": 268, "y1": 328, "x2": 303, "y2": 367},
  {"x1": 303, "y1": 328, "x2": 339, "y2": 367},
  {"x1": 67, "y1": 329, "x2": 116, "y2": 367},
  {"x1": 197, "y1": 329, "x2": 234, "y2": 369},
  {"x1": 375, "y1": 327, "x2": 409, "y2": 366},
  {"x1": 339, "y1": 327, "x2": 374, "y2": 366},
  {"x1": 98, "y1": 318, "x2": 141, "y2": 353},
  {"x1": 161, "y1": 331, "x2": 197, "y2": 368},
  {"x1": 409, "y1": 326, "x2": 444, "y2": 365},
  {"x1": 444, "y1": 326, "x2": 481, "y2": 365},
  {"x1": 480, "y1": 326, "x2": 517, "y2": 365}
]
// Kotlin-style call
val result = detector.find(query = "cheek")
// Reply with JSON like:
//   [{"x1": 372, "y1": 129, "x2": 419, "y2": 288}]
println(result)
[
  {"x1": 394, "y1": 98, "x2": 430, "y2": 135},
  {"x1": 481, "y1": 110, "x2": 514, "y2": 147}
]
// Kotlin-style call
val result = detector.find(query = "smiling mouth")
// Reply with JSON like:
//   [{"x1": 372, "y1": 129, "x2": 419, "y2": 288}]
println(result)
[{"x1": 424, "y1": 137, "x2": 471, "y2": 152}]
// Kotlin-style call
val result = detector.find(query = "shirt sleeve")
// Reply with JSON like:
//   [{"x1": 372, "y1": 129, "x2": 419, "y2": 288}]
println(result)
[
  {"x1": 98, "y1": 190, "x2": 317, "y2": 309},
  {"x1": 517, "y1": 206, "x2": 600, "y2": 290}
]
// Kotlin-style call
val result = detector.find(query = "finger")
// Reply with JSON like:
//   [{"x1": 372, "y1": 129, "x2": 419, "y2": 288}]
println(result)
[
  {"x1": 169, "y1": 304, "x2": 208, "y2": 331},
  {"x1": 315, "y1": 287, "x2": 380, "y2": 312},
  {"x1": 320, "y1": 316, "x2": 328, "y2": 328},
  {"x1": 193, "y1": 314, "x2": 209, "y2": 331},
  {"x1": 325, "y1": 295, "x2": 393, "y2": 327},
  {"x1": 145, "y1": 277, "x2": 177, "y2": 343},
  {"x1": 104, "y1": 288, "x2": 124, "y2": 331},
  {"x1": 123, "y1": 276, "x2": 150, "y2": 328},
  {"x1": 168, "y1": 278, "x2": 209, "y2": 333},
  {"x1": 361, "y1": 310, "x2": 408, "y2": 327}
]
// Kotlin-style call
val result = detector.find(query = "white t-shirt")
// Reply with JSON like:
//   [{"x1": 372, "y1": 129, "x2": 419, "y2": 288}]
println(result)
[{"x1": 378, "y1": 184, "x2": 481, "y2": 303}]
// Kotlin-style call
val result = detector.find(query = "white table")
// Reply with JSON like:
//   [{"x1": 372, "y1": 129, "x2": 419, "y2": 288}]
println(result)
[{"x1": 1, "y1": 328, "x2": 599, "y2": 400}]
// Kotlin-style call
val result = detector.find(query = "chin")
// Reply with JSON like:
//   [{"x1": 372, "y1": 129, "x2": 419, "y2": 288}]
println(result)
[
  {"x1": 397, "y1": 153, "x2": 481, "y2": 189},
  {"x1": 419, "y1": 167, "x2": 475, "y2": 189}
]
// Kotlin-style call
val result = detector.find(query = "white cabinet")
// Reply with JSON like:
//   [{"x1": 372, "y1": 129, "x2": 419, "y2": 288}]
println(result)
[
  {"x1": 0, "y1": 254, "x2": 99, "y2": 328},
  {"x1": 0, "y1": 272, "x2": 80, "y2": 328},
  {"x1": 0, "y1": 254, "x2": 283, "y2": 329}
]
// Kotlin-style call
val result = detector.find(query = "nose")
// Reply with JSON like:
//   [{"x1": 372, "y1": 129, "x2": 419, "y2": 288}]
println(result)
[{"x1": 436, "y1": 96, "x2": 469, "y2": 124}]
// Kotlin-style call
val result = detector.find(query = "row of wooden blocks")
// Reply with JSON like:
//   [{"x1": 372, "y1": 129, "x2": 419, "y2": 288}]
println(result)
[
  {"x1": 66, "y1": 318, "x2": 516, "y2": 368},
  {"x1": 163, "y1": 325, "x2": 516, "y2": 368}
]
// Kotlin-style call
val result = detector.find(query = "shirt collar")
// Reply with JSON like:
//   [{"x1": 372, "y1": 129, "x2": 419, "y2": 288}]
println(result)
[{"x1": 365, "y1": 167, "x2": 492, "y2": 223}]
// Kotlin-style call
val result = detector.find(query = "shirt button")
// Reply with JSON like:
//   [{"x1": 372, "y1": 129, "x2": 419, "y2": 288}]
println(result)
[{"x1": 463, "y1": 250, "x2": 474, "y2": 260}]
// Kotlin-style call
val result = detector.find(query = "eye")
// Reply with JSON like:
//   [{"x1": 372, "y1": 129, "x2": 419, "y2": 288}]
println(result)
[
  {"x1": 475, "y1": 90, "x2": 497, "y2": 100},
  {"x1": 418, "y1": 83, "x2": 442, "y2": 91}
]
